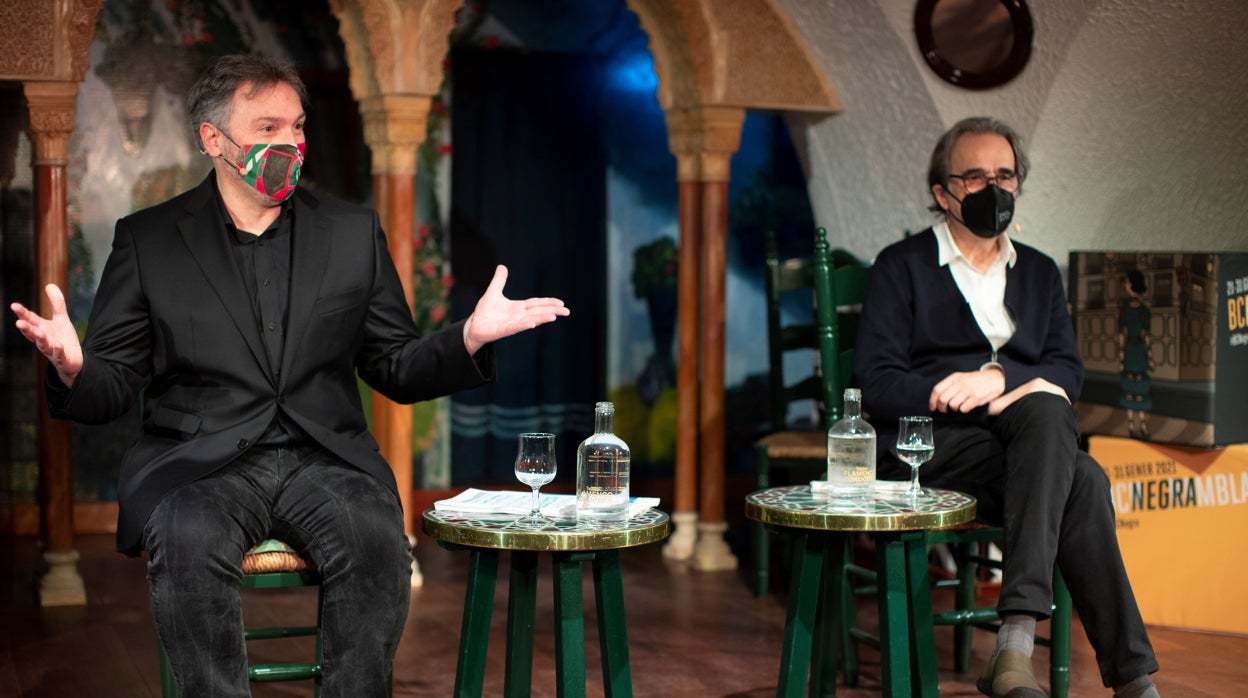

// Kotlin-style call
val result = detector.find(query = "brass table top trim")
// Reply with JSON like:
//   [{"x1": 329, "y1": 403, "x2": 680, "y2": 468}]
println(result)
[
  {"x1": 422, "y1": 507, "x2": 671, "y2": 551},
  {"x1": 745, "y1": 484, "x2": 976, "y2": 532}
]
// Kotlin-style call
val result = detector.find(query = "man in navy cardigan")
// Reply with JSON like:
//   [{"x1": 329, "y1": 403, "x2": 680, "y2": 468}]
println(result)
[{"x1": 855, "y1": 117, "x2": 1159, "y2": 698}]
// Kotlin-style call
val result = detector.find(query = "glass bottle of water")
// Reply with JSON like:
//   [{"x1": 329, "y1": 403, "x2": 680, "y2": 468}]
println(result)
[
  {"x1": 826, "y1": 388, "x2": 876, "y2": 496},
  {"x1": 576, "y1": 402, "x2": 631, "y2": 522}
]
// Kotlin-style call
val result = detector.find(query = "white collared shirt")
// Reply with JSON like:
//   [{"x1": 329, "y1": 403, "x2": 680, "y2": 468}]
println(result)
[{"x1": 933, "y1": 221, "x2": 1017, "y2": 352}]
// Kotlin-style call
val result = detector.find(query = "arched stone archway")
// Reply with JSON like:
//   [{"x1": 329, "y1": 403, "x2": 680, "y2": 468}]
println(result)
[{"x1": 329, "y1": 0, "x2": 842, "y2": 569}]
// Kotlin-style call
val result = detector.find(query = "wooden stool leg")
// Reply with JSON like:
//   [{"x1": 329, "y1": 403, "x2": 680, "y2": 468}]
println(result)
[
  {"x1": 876, "y1": 535, "x2": 914, "y2": 698},
  {"x1": 904, "y1": 533, "x2": 939, "y2": 698},
  {"x1": 1050, "y1": 568, "x2": 1072, "y2": 698},
  {"x1": 505, "y1": 551, "x2": 539, "y2": 698},
  {"x1": 754, "y1": 445, "x2": 772, "y2": 597},
  {"x1": 777, "y1": 531, "x2": 825, "y2": 698},
  {"x1": 314, "y1": 582, "x2": 325, "y2": 698},
  {"x1": 592, "y1": 550, "x2": 633, "y2": 698},
  {"x1": 455, "y1": 548, "x2": 500, "y2": 698},
  {"x1": 553, "y1": 552, "x2": 588, "y2": 698},
  {"x1": 158, "y1": 643, "x2": 178, "y2": 698},
  {"x1": 952, "y1": 541, "x2": 977, "y2": 673}
]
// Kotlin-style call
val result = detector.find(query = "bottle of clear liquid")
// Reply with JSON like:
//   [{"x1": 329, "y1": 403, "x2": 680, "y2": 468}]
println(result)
[
  {"x1": 576, "y1": 402, "x2": 631, "y2": 522},
  {"x1": 826, "y1": 388, "x2": 876, "y2": 496}
]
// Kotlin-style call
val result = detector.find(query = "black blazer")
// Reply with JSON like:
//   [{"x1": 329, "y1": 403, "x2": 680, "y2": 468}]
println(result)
[{"x1": 49, "y1": 175, "x2": 492, "y2": 554}]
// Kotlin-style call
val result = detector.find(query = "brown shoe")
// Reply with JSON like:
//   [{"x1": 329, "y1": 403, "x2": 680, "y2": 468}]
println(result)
[{"x1": 976, "y1": 648, "x2": 1047, "y2": 698}]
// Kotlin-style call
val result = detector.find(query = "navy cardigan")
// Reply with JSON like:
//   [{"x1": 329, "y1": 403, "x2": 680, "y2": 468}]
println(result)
[{"x1": 853, "y1": 228, "x2": 1083, "y2": 430}]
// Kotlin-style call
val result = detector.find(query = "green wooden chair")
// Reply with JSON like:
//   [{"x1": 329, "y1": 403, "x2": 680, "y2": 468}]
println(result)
[
  {"x1": 752, "y1": 227, "x2": 869, "y2": 597},
  {"x1": 159, "y1": 539, "x2": 325, "y2": 697}
]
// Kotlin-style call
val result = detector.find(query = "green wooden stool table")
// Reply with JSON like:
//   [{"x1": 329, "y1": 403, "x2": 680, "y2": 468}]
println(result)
[
  {"x1": 422, "y1": 507, "x2": 670, "y2": 698},
  {"x1": 746, "y1": 484, "x2": 976, "y2": 698}
]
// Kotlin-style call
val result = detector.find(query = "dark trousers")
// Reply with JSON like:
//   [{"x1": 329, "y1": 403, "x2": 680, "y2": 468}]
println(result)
[
  {"x1": 879, "y1": 393, "x2": 1158, "y2": 687},
  {"x1": 142, "y1": 440, "x2": 411, "y2": 697}
]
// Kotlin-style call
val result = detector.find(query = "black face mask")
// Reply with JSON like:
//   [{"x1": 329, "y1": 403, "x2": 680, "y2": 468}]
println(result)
[{"x1": 950, "y1": 184, "x2": 1014, "y2": 238}]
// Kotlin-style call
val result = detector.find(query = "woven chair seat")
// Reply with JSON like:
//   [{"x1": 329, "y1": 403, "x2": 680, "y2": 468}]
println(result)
[
  {"x1": 241, "y1": 540, "x2": 315, "y2": 575},
  {"x1": 758, "y1": 430, "x2": 826, "y2": 460}
]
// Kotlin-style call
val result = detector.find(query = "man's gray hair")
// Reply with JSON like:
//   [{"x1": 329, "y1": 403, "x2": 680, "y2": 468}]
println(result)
[
  {"x1": 186, "y1": 54, "x2": 308, "y2": 151},
  {"x1": 926, "y1": 116, "x2": 1029, "y2": 213}
]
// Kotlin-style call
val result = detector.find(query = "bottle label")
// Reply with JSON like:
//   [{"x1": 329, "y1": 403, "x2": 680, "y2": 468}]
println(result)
[
  {"x1": 577, "y1": 454, "x2": 630, "y2": 517},
  {"x1": 827, "y1": 434, "x2": 876, "y2": 492},
  {"x1": 580, "y1": 455, "x2": 630, "y2": 494}
]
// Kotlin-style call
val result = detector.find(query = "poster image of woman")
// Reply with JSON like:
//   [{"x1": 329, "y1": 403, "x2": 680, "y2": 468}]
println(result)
[{"x1": 1118, "y1": 270, "x2": 1154, "y2": 439}]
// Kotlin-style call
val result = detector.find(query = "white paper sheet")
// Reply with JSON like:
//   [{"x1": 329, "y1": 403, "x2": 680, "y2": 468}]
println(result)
[{"x1": 434, "y1": 488, "x2": 660, "y2": 520}]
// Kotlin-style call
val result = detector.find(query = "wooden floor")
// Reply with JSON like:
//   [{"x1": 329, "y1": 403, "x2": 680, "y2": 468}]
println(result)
[{"x1": 2, "y1": 530, "x2": 1244, "y2": 697}]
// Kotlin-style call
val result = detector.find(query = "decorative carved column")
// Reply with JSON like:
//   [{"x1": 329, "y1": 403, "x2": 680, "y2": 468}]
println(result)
[
  {"x1": 330, "y1": 0, "x2": 459, "y2": 591},
  {"x1": 24, "y1": 80, "x2": 86, "y2": 606},
  {"x1": 662, "y1": 106, "x2": 744, "y2": 569},
  {"x1": 359, "y1": 93, "x2": 431, "y2": 541},
  {"x1": 689, "y1": 106, "x2": 744, "y2": 571},
  {"x1": 661, "y1": 110, "x2": 701, "y2": 560}
]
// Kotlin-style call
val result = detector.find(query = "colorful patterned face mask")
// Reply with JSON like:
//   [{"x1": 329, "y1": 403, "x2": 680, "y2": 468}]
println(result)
[{"x1": 219, "y1": 130, "x2": 306, "y2": 202}]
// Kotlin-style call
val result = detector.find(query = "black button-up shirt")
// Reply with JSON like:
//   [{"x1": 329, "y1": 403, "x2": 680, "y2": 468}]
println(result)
[
  {"x1": 226, "y1": 203, "x2": 292, "y2": 373},
  {"x1": 218, "y1": 191, "x2": 306, "y2": 446}
]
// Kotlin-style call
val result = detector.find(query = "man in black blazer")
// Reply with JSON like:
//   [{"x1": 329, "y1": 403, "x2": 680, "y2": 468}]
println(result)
[{"x1": 11, "y1": 54, "x2": 569, "y2": 696}]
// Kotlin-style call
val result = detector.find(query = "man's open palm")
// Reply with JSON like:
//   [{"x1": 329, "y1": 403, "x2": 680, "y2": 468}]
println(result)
[
  {"x1": 10, "y1": 284, "x2": 83, "y2": 387},
  {"x1": 463, "y1": 266, "x2": 570, "y2": 354}
]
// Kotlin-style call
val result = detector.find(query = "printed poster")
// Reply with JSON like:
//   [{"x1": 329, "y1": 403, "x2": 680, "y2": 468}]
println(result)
[{"x1": 1090, "y1": 435, "x2": 1248, "y2": 635}]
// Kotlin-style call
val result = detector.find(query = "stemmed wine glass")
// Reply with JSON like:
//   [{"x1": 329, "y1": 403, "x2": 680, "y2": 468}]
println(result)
[
  {"x1": 896, "y1": 417, "x2": 934, "y2": 501},
  {"x1": 515, "y1": 433, "x2": 557, "y2": 523}
]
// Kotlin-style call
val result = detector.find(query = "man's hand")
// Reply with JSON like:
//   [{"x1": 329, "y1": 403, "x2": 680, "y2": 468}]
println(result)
[
  {"x1": 462, "y1": 265, "x2": 570, "y2": 355},
  {"x1": 10, "y1": 284, "x2": 83, "y2": 387},
  {"x1": 986, "y1": 377, "x2": 1069, "y2": 416},
  {"x1": 929, "y1": 369, "x2": 1005, "y2": 414}
]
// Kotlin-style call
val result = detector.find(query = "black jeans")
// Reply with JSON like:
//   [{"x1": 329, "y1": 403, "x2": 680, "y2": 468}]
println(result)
[
  {"x1": 879, "y1": 393, "x2": 1158, "y2": 687},
  {"x1": 142, "y1": 440, "x2": 411, "y2": 697}
]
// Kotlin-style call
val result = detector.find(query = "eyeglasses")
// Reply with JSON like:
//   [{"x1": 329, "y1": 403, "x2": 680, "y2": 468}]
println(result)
[{"x1": 948, "y1": 168, "x2": 1019, "y2": 193}]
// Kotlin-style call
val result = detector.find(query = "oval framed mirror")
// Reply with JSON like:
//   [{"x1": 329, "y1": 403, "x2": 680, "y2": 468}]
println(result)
[{"x1": 913, "y1": 0, "x2": 1034, "y2": 89}]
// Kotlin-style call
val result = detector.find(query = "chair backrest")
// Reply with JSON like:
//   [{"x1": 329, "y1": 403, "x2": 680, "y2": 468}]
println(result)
[
  {"x1": 763, "y1": 232, "x2": 820, "y2": 433},
  {"x1": 762, "y1": 227, "x2": 870, "y2": 432},
  {"x1": 813, "y1": 226, "x2": 870, "y2": 427}
]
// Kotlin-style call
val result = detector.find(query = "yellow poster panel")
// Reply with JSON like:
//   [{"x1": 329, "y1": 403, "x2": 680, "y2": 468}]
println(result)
[{"x1": 1089, "y1": 435, "x2": 1248, "y2": 635}]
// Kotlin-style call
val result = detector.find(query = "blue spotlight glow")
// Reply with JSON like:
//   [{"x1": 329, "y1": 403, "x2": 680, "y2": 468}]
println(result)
[{"x1": 607, "y1": 50, "x2": 659, "y2": 93}]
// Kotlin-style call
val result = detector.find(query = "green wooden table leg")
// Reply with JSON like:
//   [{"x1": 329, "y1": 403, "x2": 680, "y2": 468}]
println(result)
[
  {"x1": 778, "y1": 531, "x2": 825, "y2": 698},
  {"x1": 455, "y1": 548, "x2": 500, "y2": 698},
  {"x1": 553, "y1": 552, "x2": 588, "y2": 698},
  {"x1": 809, "y1": 532, "x2": 845, "y2": 698},
  {"x1": 840, "y1": 537, "x2": 863, "y2": 688},
  {"x1": 903, "y1": 533, "x2": 939, "y2": 698},
  {"x1": 876, "y1": 535, "x2": 913, "y2": 698},
  {"x1": 1050, "y1": 568, "x2": 1072, "y2": 698},
  {"x1": 593, "y1": 550, "x2": 633, "y2": 698},
  {"x1": 505, "y1": 550, "x2": 539, "y2": 698}
]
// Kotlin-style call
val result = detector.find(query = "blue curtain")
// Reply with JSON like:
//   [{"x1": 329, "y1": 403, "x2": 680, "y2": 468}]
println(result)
[{"x1": 448, "y1": 47, "x2": 608, "y2": 485}]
